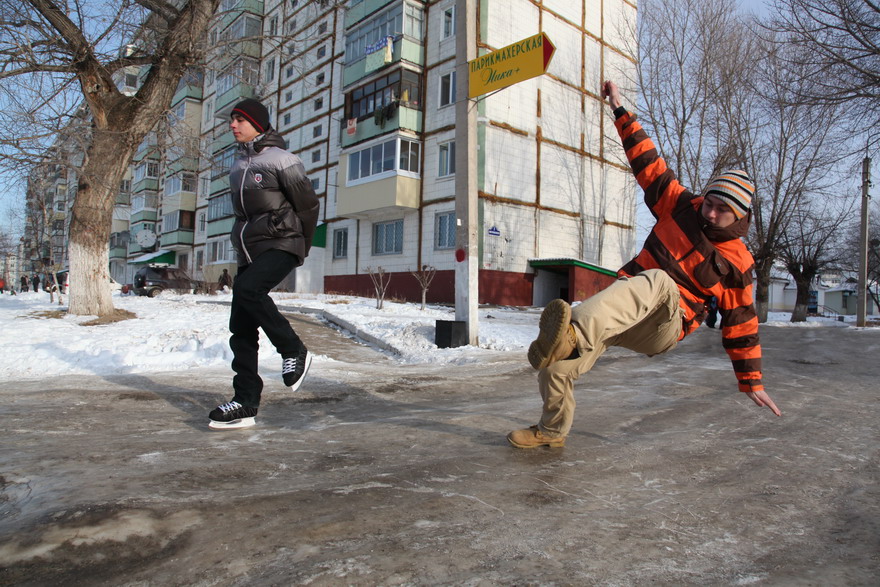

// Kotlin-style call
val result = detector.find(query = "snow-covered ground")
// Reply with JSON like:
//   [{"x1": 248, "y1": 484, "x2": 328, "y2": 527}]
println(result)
[{"x1": 0, "y1": 289, "x2": 874, "y2": 381}]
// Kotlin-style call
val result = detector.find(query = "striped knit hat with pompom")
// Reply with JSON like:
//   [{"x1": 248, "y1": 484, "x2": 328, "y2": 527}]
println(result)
[{"x1": 704, "y1": 169, "x2": 754, "y2": 219}]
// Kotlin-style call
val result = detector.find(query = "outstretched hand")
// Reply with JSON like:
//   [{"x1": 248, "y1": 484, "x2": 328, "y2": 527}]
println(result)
[
  {"x1": 746, "y1": 390, "x2": 782, "y2": 417},
  {"x1": 601, "y1": 80, "x2": 622, "y2": 110}
]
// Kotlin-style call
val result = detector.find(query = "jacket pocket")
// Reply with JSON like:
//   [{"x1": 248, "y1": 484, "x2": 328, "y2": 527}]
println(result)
[{"x1": 694, "y1": 250, "x2": 730, "y2": 289}]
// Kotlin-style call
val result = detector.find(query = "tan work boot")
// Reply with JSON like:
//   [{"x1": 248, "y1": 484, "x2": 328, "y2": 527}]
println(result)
[
  {"x1": 527, "y1": 299, "x2": 577, "y2": 370},
  {"x1": 507, "y1": 425, "x2": 566, "y2": 449}
]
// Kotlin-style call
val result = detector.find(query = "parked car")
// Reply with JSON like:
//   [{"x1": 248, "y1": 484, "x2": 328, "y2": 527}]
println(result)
[{"x1": 133, "y1": 265, "x2": 195, "y2": 297}]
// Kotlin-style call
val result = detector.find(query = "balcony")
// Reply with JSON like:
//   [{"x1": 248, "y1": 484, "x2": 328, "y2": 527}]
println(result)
[
  {"x1": 345, "y1": 0, "x2": 397, "y2": 29},
  {"x1": 160, "y1": 229, "x2": 195, "y2": 247},
  {"x1": 337, "y1": 173, "x2": 420, "y2": 218},
  {"x1": 216, "y1": 82, "x2": 257, "y2": 112},
  {"x1": 341, "y1": 103, "x2": 422, "y2": 149},
  {"x1": 171, "y1": 80, "x2": 203, "y2": 105},
  {"x1": 130, "y1": 209, "x2": 158, "y2": 224},
  {"x1": 207, "y1": 217, "x2": 235, "y2": 238},
  {"x1": 343, "y1": 36, "x2": 425, "y2": 87},
  {"x1": 217, "y1": 0, "x2": 263, "y2": 30}
]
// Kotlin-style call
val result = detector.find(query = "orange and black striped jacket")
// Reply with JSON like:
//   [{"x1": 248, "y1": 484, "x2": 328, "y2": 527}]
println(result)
[{"x1": 614, "y1": 110, "x2": 763, "y2": 393}]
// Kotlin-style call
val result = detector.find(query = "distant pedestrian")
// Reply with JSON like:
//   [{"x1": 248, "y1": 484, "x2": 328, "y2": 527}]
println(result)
[
  {"x1": 20, "y1": 275, "x2": 28, "y2": 292},
  {"x1": 217, "y1": 268, "x2": 233, "y2": 291},
  {"x1": 705, "y1": 296, "x2": 719, "y2": 328},
  {"x1": 208, "y1": 98, "x2": 320, "y2": 431},
  {"x1": 507, "y1": 80, "x2": 780, "y2": 449},
  {"x1": 32, "y1": 274, "x2": 40, "y2": 293}
]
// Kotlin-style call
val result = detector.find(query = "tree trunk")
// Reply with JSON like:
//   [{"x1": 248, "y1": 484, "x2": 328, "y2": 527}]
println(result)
[
  {"x1": 790, "y1": 276, "x2": 812, "y2": 322},
  {"x1": 68, "y1": 130, "x2": 135, "y2": 316},
  {"x1": 753, "y1": 256, "x2": 773, "y2": 322}
]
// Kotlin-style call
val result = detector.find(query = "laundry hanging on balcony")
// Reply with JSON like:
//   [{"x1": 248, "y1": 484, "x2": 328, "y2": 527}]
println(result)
[{"x1": 365, "y1": 36, "x2": 393, "y2": 74}]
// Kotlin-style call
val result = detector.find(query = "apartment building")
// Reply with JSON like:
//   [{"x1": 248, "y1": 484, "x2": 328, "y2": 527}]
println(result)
[{"x1": 48, "y1": 0, "x2": 638, "y2": 306}]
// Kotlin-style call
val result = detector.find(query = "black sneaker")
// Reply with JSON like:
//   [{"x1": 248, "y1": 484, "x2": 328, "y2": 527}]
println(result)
[
  {"x1": 282, "y1": 348, "x2": 312, "y2": 391},
  {"x1": 208, "y1": 400, "x2": 258, "y2": 430}
]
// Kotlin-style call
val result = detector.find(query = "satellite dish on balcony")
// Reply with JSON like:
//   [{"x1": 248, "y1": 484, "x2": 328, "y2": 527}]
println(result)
[{"x1": 136, "y1": 229, "x2": 157, "y2": 248}]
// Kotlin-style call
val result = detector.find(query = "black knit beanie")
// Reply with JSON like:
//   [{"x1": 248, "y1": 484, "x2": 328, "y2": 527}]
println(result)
[{"x1": 231, "y1": 98, "x2": 271, "y2": 133}]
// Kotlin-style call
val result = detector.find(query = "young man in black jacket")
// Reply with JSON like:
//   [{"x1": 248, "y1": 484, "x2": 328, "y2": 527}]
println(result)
[{"x1": 209, "y1": 99, "x2": 320, "y2": 430}]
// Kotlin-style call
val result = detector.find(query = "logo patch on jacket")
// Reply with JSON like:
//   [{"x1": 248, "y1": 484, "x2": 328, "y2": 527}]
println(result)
[{"x1": 253, "y1": 172, "x2": 263, "y2": 184}]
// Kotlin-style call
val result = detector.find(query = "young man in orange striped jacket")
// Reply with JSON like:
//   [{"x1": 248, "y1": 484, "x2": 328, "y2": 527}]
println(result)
[{"x1": 508, "y1": 80, "x2": 781, "y2": 449}]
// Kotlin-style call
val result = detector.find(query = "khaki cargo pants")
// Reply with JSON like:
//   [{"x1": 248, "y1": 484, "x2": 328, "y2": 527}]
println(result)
[{"x1": 538, "y1": 269, "x2": 683, "y2": 437}]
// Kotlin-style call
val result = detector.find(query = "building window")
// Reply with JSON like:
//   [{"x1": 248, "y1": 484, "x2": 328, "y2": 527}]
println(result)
[
  {"x1": 345, "y1": 69, "x2": 421, "y2": 120},
  {"x1": 208, "y1": 192, "x2": 234, "y2": 220},
  {"x1": 317, "y1": 45, "x2": 326, "y2": 58},
  {"x1": 208, "y1": 238, "x2": 234, "y2": 262},
  {"x1": 283, "y1": 112, "x2": 291, "y2": 126},
  {"x1": 373, "y1": 219, "x2": 403, "y2": 255},
  {"x1": 347, "y1": 138, "x2": 420, "y2": 182},
  {"x1": 133, "y1": 161, "x2": 159, "y2": 182},
  {"x1": 442, "y1": 6, "x2": 456, "y2": 39},
  {"x1": 285, "y1": 65, "x2": 294, "y2": 79},
  {"x1": 202, "y1": 97, "x2": 214, "y2": 125},
  {"x1": 131, "y1": 193, "x2": 158, "y2": 212},
  {"x1": 264, "y1": 57, "x2": 275, "y2": 83},
  {"x1": 314, "y1": 97, "x2": 323, "y2": 110},
  {"x1": 438, "y1": 141, "x2": 455, "y2": 177},
  {"x1": 216, "y1": 58, "x2": 258, "y2": 95},
  {"x1": 196, "y1": 250, "x2": 204, "y2": 270},
  {"x1": 439, "y1": 71, "x2": 456, "y2": 107},
  {"x1": 333, "y1": 228, "x2": 348, "y2": 259},
  {"x1": 344, "y1": 5, "x2": 403, "y2": 62},
  {"x1": 313, "y1": 125, "x2": 322, "y2": 138},
  {"x1": 164, "y1": 172, "x2": 197, "y2": 196},
  {"x1": 268, "y1": 15, "x2": 278, "y2": 36},
  {"x1": 399, "y1": 138, "x2": 420, "y2": 173},
  {"x1": 163, "y1": 210, "x2": 195, "y2": 232},
  {"x1": 311, "y1": 178, "x2": 320, "y2": 190},
  {"x1": 435, "y1": 212, "x2": 456, "y2": 249},
  {"x1": 318, "y1": 21, "x2": 327, "y2": 35},
  {"x1": 311, "y1": 149, "x2": 321, "y2": 163},
  {"x1": 198, "y1": 212, "x2": 207, "y2": 234},
  {"x1": 212, "y1": 146, "x2": 237, "y2": 179},
  {"x1": 316, "y1": 72, "x2": 325, "y2": 85},
  {"x1": 404, "y1": 3, "x2": 424, "y2": 39}
]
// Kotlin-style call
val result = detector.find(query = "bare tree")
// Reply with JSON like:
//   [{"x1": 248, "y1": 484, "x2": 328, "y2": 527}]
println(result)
[
  {"x1": 634, "y1": 0, "x2": 855, "y2": 321},
  {"x1": 411, "y1": 265, "x2": 436, "y2": 311},
  {"x1": 633, "y1": 0, "x2": 748, "y2": 192},
  {"x1": 742, "y1": 36, "x2": 853, "y2": 320},
  {"x1": 840, "y1": 203, "x2": 880, "y2": 310},
  {"x1": 0, "y1": 0, "x2": 220, "y2": 316},
  {"x1": 780, "y1": 198, "x2": 854, "y2": 321},
  {"x1": 365, "y1": 266, "x2": 391, "y2": 310},
  {"x1": 766, "y1": 0, "x2": 880, "y2": 149}
]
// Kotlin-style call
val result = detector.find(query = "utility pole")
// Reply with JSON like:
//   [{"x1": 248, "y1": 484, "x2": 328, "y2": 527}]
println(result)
[
  {"x1": 454, "y1": 0, "x2": 479, "y2": 344},
  {"x1": 857, "y1": 156, "x2": 871, "y2": 327}
]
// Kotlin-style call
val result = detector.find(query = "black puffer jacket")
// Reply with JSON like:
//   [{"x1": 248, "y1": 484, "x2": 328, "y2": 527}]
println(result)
[{"x1": 229, "y1": 130, "x2": 320, "y2": 266}]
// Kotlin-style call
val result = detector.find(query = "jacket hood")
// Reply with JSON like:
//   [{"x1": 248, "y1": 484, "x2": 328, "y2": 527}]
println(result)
[
  {"x1": 239, "y1": 128, "x2": 287, "y2": 155},
  {"x1": 702, "y1": 209, "x2": 751, "y2": 242}
]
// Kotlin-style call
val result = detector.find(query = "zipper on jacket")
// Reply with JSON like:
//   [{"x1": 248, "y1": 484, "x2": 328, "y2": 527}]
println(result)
[{"x1": 238, "y1": 153, "x2": 253, "y2": 265}]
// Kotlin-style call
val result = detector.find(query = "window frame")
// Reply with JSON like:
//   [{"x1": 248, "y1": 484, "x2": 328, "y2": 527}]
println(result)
[
  {"x1": 438, "y1": 141, "x2": 456, "y2": 177},
  {"x1": 333, "y1": 227, "x2": 348, "y2": 259},
  {"x1": 373, "y1": 219, "x2": 404, "y2": 255},
  {"x1": 434, "y1": 211, "x2": 456, "y2": 250},
  {"x1": 439, "y1": 71, "x2": 456, "y2": 108}
]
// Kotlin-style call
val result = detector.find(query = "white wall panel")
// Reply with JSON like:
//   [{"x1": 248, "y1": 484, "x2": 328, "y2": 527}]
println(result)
[{"x1": 483, "y1": 126, "x2": 536, "y2": 203}]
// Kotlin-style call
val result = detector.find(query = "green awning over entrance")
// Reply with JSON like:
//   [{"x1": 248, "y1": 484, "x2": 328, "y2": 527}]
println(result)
[{"x1": 528, "y1": 258, "x2": 617, "y2": 277}]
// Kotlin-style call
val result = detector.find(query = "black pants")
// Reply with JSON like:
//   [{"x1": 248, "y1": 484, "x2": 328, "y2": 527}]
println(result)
[{"x1": 230, "y1": 249, "x2": 305, "y2": 407}]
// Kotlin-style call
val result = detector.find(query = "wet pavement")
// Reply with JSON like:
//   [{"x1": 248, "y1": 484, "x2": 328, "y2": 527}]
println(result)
[{"x1": 1, "y1": 314, "x2": 878, "y2": 585}]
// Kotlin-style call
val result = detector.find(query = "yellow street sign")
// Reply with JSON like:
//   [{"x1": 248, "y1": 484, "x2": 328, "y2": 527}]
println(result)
[{"x1": 467, "y1": 32, "x2": 556, "y2": 98}]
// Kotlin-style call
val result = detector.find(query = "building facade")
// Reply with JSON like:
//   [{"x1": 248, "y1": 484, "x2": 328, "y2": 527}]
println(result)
[{"x1": 46, "y1": 0, "x2": 640, "y2": 306}]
